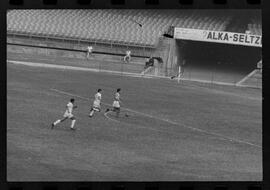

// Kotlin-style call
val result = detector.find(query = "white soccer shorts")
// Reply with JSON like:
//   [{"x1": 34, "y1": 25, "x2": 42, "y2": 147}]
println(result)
[
  {"x1": 93, "y1": 100, "x2": 101, "y2": 108},
  {"x1": 63, "y1": 111, "x2": 74, "y2": 119},
  {"x1": 112, "y1": 101, "x2": 120, "y2": 108}
]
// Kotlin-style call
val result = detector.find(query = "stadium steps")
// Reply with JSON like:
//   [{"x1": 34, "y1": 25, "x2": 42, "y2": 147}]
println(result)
[{"x1": 7, "y1": 10, "x2": 235, "y2": 48}]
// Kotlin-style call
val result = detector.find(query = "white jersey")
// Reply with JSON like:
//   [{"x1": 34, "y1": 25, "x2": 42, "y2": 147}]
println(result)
[
  {"x1": 257, "y1": 60, "x2": 262, "y2": 69},
  {"x1": 87, "y1": 46, "x2": 93, "y2": 52},
  {"x1": 112, "y1": 92, "x2": 120, "y2": 108},
  {"x1": 126, "y1": 51, "x2": 131, "y2": 56},
  {"x1": 66, "y1": 102, "x2": 73, "y2": 114},
  {"x1": 63, "y1": 102, "x2": 74, "y2": 118},
  {"x1": 93, "y1": 92, "x2": 102, "y2": 108}
]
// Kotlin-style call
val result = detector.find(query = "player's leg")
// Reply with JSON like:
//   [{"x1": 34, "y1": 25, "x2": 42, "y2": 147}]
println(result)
[
  {"x1": 116, "y1": 108, "x2": 120, "y2": 118},
  {"x1": 89, "y1": 106, "x2": 100, "y2": 117},
  {"x1": 51, "y1": 117, "x2": 67, "y2": 129},
  {"x1": 70, "y1": 116, "x2": 76, "y2": 130},
  {"x1": 112, "y1": 107, "x2": 120, "y2": 118},
  {"x1": 89, "y1": 107, "x2": 95, "y2": 117},
  {"x1": 60, "y1": 117, "x2": 68, "y2": 122},
  {"x1": 89, "y1": 51, "x2": 93, "y2": 57}
]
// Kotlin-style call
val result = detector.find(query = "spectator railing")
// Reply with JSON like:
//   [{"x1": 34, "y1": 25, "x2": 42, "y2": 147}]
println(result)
[
  {"x1": 7, "y1": 30, "x2": 160, "y2": 59},
  {"x1": 7, "y1": 30, "x2": 159, "y2": 49}
]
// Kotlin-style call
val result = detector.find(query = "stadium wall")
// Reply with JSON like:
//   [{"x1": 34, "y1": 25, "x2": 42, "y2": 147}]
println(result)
[
  {"x1": 7, "y1": 34, "x2": 174, "y2": 73},
  {"x1": 7, "y1": 35, "x2": 149, "y2": 63}
]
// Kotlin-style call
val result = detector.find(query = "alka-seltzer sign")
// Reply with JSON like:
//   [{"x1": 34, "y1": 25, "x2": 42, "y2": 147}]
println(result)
[{"x1": 174, "y1": 27, "x2": 262, "y2": 47}]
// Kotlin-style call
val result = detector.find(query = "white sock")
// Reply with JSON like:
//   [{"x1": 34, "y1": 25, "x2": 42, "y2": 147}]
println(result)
[
  {"x1": 54, "y1": 120, "x2": 61, "y2": 125},
  {"x1": 89, "y1": 111, "x2": 94, "y2": 116},
  {"x1": 71, "y1": 120, "x2": 76, "y2": 128}
]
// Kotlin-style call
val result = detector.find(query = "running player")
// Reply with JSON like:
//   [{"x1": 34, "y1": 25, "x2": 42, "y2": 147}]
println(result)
[
  {"x1": 106, "y1": 88, "x2": 121, "y2": 118},
  {"x1": 170, "y1": 66, "x2": 181, "y2": 79},
  {"x1": 89, "y1": 89, "x2": 102, "y2": 117},
  {"x1": 51, "y1": 98, "x2": 77, "y2": 130},
  {"x1": 86, "y1": 46, "x2": 93, "y2": 59},
  {"x1": 171, "y1": 60, "x2": 185, "y2": 82},
  {"x1": 124, "y1": 50, "x2": 131, "y2": 63},
  {"x1": 257, "y1": 59, "x2": 262, "y2": 73}
]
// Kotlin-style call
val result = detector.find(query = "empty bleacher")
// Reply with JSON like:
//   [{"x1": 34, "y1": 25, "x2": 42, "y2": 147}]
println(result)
[
  {"x1": 247, "y1": 19, "x2": 262, "y2": 35},
  {"x1": 7, "y1": 10, "x2": 234, "y2": 48},
  {"x1": 224, "y1": 10, "x2": 261, "y2": 35}
]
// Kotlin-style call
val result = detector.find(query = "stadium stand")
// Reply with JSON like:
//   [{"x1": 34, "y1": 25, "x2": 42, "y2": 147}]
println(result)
[
  {"x1": 7, "y1": 10, "x2": 262, "y2": 88},
  {"x1": 224, "y1": 10, "x2": 262, "y2": 35},
  {"x1": 7, "y1": 10, "x2": 237, "y2": 48},
  {"x1": 246, "y1": 10, "x2": 261, "y2": 35},
  {"x1": 247, "y1": 19, "x2": 262, "y2": 35}
]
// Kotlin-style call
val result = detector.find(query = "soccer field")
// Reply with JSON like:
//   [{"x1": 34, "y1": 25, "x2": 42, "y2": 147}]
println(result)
[{"x1": 7, "y1": 58, "x2": 262, "y2": 181}]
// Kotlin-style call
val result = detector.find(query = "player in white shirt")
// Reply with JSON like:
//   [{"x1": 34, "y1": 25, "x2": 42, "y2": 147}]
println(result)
[
  {"x1": 87, "y1": 46, "x2": 93, "y2": 59},
  {"x1": 124, "y1": 50, "x2": 131, "y2": 63},
  {"x1": 106, "y1": 88, "x2": 122, "y2": 118},
  {"x1": 170, "y1": 60, "x2": 185, "y2": 82},
  {"x1": 89, "y1": 89, "x2": 102, "y2": 117},
  {"x1": 257, "y1": 59, "x2": 262, "y2": 73},
  {"x1": 51, "y1": 98, "x2": 77, "y2": 130}
]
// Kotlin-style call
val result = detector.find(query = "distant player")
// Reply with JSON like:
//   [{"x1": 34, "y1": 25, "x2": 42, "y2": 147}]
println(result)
[
  {"x1": 171, "y1": 60, "x2": 185, "y2": 82},
  {"x1": 106, "y1": 88, "x2": 123, "y2": 118},
  {"x1": 51, "y1": 98, "x2": 77, "y2": 130},
  {"x1": 144, "y1": 57, "x2": 154, "y2": 69},
  {"x1": 257, "y1": 59, "x2": 262, "y2": 73},
  {"x1": 86, "y1": 46, "x2": 93, "y2": 59},
  {"x1": 124, "y1": 50, "x2": 131, "y2": 63},
  {"x1": 89, "y1": 89, "x2": 102, "y2": 117}
]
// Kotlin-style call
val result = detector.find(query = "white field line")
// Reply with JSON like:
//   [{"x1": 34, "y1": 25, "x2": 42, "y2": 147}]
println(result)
[
  {"x1": 10, "y1": 59, "x2": 261, "y2": 100},
  {"x1": 140, "y1": 66, "x2": 154, "y2": 75},
  {"x1": 50, "y1": 88, "x2": 262, "y2": 149},
  {"x1": 9, "y1": 59, "x2": 248, "y2": 86},
  {"x1": 7, "y1": 60, "x2": 150, "y2": 78},
  {"x1": 236, "y1": 69, "x2": 258, "y2": 86},
  {"x1": 184, "y1": 83, "x2": 262, "y2": 101},
  {"x1": 104, "y1": 111, "x2": 120, "y2": 123},
  {"x1": 104, "y1": 110, "x2": 205, "y2": 138},
  {"x1": 172, "y1": 77, "x2": 237, "y2": 86},
  {"x1": 8, "y1": 60, "x2": 261, "y2": 140}
]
